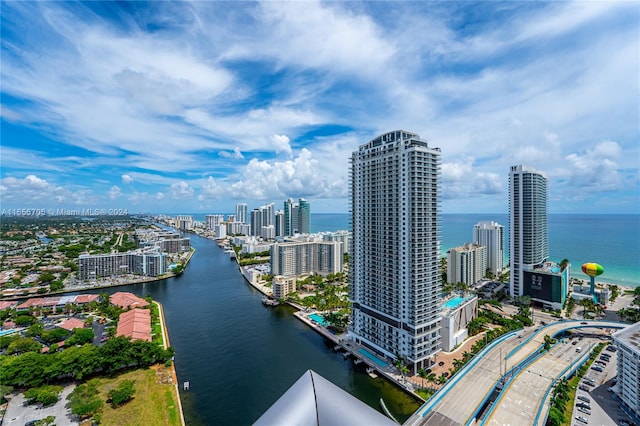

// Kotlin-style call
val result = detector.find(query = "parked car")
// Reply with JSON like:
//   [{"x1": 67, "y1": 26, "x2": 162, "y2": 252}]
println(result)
[
  {"x1": 578, "y1": 408, "x2": 591, "y2": 416},
  {"x1": 591, "y1": 366, "x2": 603, "y2": 372},
  {"x1": 575, "y1": 415, "x2": 588, "y2": 424},
  {"x1": 577, "y1": 402, "x2": 591, "y2": 410},
  {"x1": 579, "y1": 385, "x2": 590, "y2": 392},
  {"x1": 583, "y1": 378, "x2": 596, "y2": 387},
  {"x1": 578, "y1": 395, "x2": 591, "y2": 403}
]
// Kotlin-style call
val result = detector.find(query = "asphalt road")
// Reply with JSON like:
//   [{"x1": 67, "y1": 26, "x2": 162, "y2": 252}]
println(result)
[{"x1": 405, "y1": 320, "x2": 625, "y2": 426}]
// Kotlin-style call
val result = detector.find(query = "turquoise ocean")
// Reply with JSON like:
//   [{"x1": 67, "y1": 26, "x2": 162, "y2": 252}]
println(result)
[{"x1": 186, "y1": 213, "x2": 639, "y2": 288}]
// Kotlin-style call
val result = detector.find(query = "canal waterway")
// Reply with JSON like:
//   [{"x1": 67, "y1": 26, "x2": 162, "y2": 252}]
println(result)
[{"x1": 70, "y1": 231, "x2": 421, "y2": 424}]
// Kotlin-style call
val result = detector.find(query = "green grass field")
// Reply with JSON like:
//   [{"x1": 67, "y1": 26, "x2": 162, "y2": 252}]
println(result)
[{"x1": 85, "y1": 366, "x2": 181, "y2": 426}]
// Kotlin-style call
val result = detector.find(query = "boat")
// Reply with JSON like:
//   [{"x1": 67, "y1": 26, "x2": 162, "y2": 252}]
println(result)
[
  {"x1": 366, "y1": 367, "x2": 378, "y2": 379},
  {"x1": 262, "y1": 296, "x2": 279, "y2": 307},
  {"x1": 354, "y1": 359, "x2": 362, "y2": 365},
  {"x1": 334, "y1": 345, "x2": 341, "y2": 351}
]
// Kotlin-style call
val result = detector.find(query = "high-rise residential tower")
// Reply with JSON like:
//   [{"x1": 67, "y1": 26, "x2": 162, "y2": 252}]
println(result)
[
  {"x1": 284, "y1": 198, "x2": 299, "y2": 236},
  {"x1": 283, "y1": 198, "x2": 310, "y2": 235},
  {"x1": 236, "y1": 203, "x2": 248, "y2": 224},
  {"x1": 509, "y1": 165, "x2": 548, "y2": 297},
  {"x1": 349, "y1": 130, "x2": 441, "y2": 374},
  {"x1": 472, "y1": 221, "x2": 504, "y2": 275},
  {"x1": 250, "y1": 209, "x2": 262, "y2": 237},
  {"x1": 298, "y1": 198, "x2": 310, "y2": 234}
]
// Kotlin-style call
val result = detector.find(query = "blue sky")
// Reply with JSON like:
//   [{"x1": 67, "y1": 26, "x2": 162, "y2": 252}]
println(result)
[{"x1": 1, "y1": 1, "x2": 638, "y2": 214}]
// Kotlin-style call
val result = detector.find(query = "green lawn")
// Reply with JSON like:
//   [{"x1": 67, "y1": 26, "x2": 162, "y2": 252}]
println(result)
[{"x1": 85, "y1": 366, "x2": 181, "y2": 426}]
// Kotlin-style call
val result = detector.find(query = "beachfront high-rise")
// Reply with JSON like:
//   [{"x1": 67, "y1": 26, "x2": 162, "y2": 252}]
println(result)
[
  {"x1": 298, "y1": 198, "x2": 310, "y2": 234},
  {"x1": 509, "y1": 165, "x2": 548, "y2": 297},
  {"x1": 349, "y1": 130, "x2": 441, "y2": 374},
  {"x1": 284, "y1": 198, "x2": 310, "y2": 235},
  {"x1": 473, "y1": 221, "x2": 504, "y2": 275},
  {"x1": 236, "y1": 203, "x2": 248, "y2": 224}
]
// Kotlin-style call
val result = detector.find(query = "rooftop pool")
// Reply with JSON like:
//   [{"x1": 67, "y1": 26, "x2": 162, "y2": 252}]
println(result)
[{"x1": 442, "y1": 296, "x2": 469, "y2": 309}]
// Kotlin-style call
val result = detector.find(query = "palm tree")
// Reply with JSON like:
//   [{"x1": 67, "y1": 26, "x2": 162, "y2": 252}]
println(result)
[
  {"x1": 578, "y1": 298, "x2": 593, "y2": 319},
  {"x1": 426, "y1": 373, "x2": 436, "y2": 390},
  {"x1": 400, "y1": 365, "x2": 409, "y2": 383},
  {"x1": 417, "y1": 368, "x2": 428, "y2": 388},
  {"x1": 452, "y1": 359, "x2": 464, "y2": 371},
  {"x1": 437, "y1": 374, "x2": 447, "y2": 386}
]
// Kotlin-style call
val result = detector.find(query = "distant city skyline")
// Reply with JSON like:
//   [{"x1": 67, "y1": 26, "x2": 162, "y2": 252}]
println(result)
[{"x1": 1, "y1": 2, "x2": 638, "y2": 214}]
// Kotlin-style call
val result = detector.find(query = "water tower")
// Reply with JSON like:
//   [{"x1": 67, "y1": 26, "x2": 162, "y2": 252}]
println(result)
[{"x1": 581, "y1": 263, "x2": 603, "y2": 304}]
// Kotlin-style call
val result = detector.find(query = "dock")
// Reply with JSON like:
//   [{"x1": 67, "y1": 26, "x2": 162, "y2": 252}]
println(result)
[
  {"x1": 183, "y1": 381, "x2": 190, "y2": 391},
  {"x1": 366, "y1": 367, "x2": 378, "y2": 379}
]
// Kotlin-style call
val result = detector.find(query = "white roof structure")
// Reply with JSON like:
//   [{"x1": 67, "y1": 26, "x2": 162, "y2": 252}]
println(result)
[{"x1": 253, "y1": 369, "x2": 397, "y2": 425}]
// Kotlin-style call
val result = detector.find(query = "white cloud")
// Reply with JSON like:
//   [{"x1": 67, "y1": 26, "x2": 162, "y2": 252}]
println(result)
[
  {"x1": 0, "y1": 174, "x2": 93, "y2": 206},
  {"x1": 156, "y1": 192, "x2": 165, "y2": 200},
  {"x1": 563, "y1": 140, "x2": 623, "y2": 191},
  {"x1": 219, "y1": 147, "x2": 244, "y2": 159},
  {"x1": 169, "y1": 181, "x2": 194, "y2": 199},
  {"x1": 271, "y1": 134, "x2": 292, "y2": 156},
  {"x1": 108, "y1": 185, "x2": 122, "y2": 200},
  {"x1": 228, "y1": 148, "x2": 344, "y2": 200},
  {"x1": 121, "y1": 174, "x2": 134, "y2": 184}
]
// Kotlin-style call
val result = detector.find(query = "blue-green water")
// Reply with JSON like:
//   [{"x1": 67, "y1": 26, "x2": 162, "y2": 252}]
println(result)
[
  {"x1": 311, "y1": 213, "x2": 640, "y2": 288},
  {"x1": 358, "y1": 348, "x2": 388, "y2": 367},
  {"x1": 443, "y1": 296, "x2": 469, "y2": 309},
  {"x1": 181, "y1": 213, "x2": 639, "y2": 286},
  {"x1": 65, "y1": 233, "x2": 421, "y2": 424},
  {"x1": 309, "y1": 313, "x2": 328, "y2": 326}
]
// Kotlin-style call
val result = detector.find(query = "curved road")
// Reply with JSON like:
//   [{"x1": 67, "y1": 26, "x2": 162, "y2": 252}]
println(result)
[{"x1": 405, "y1": 320, "x2": 625, "y2": 426}]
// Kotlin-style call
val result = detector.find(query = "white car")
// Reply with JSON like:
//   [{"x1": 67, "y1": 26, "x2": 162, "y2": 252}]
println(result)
[{"x1": 575, "y1": 416, "x2": 588, "y2": 424}]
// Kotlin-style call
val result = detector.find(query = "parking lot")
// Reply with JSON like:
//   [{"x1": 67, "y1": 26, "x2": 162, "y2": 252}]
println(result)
[
  {"x1": 572, "y1": 344, "x2": 635, "y2": 426},
  {"x1": 2, "y1": 385, "x2": 79, "y2": 426}
]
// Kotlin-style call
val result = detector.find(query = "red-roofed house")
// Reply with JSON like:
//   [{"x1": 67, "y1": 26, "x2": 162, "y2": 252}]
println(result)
[
  {"x1": 0, "y1": 301, "x2": 18, "y2": 311},
  {"x1": 116, "y1": 308, "x2": 151, "y2": 342},
  {"x1": 57, "y1": 318, "x2": 86, "y2": 331},
  {"x1": 74, "y1": 294, "x2": 99, "y2": 305},
  {"x1": 110, "y1": 292, "x2": 149, "y2": 309},
  {"x1": 16, "y1": 298, "x2": 45, "y2": 311}
]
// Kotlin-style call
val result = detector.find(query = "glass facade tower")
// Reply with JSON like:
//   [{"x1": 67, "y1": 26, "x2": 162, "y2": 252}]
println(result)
[{"x1": 509, "y1": 165, "x2": 548, "y2": 297}]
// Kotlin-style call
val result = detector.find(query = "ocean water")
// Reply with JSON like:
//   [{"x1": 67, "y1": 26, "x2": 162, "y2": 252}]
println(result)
[
  {"x1": 183, "y1": 213, "x2": 639, "y2": 287},
  {"x1": 311, "y1": 213, "x2": 639, "y2": 288}
]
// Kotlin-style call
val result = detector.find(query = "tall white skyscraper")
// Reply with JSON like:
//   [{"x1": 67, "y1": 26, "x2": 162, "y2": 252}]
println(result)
[
  {"x1": 509, "y1": 165, "x2": 548, "y2": 297},
  {"x1": 473, "y1": 221, "x2": 504, "y2": 275},
  {"x1": 350, "y1": 130, "x2": 441, "y2": 374},
  {"x1": 236, "y1": 203, "x2": 248, "y2": 224}
]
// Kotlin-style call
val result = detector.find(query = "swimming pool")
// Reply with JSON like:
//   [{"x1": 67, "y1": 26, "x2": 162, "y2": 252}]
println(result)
[
  {"x1": 309, "y1": 313, "x2": 327, "y2": 326},
  {"x1": 442, "y1": 297, "x2": 468, "y2": 309},
  {"x1": 0, "y1": 329, "x2": 16, "y2": 337},
  {"x1": 358, "y1": 348, "x2": 388, "y2": 367}
]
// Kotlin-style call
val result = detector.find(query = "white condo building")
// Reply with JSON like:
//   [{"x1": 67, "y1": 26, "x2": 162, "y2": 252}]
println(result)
[
  {"x1": 236, "y1": 203, "x2": 248, "y2": 224},
  {"x1": 447, "y1": 243, "x2": 487, "y2": 286},
  {"x1": 509, "y1": 165, "x2": 548, "y2": 297},
  {"x1": 270, "y1": 241, "x2": 343, "y2": 277},
  {"x1": 612, "y1": 322, "x2": 640, "y2": 419},
  {"x1": 472, "y1": 221, "x2": 504, "y2": 275},
  {"x1": 349, "y1": 130, "x2": 441, "y2": 374}
]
